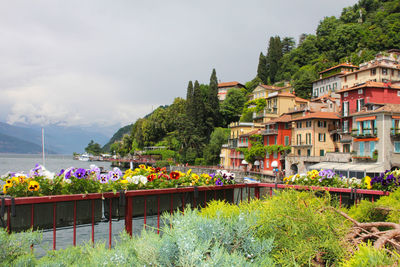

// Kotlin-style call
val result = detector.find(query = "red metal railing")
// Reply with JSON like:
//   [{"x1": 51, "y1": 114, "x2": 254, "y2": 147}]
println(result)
[{"x1": 0, "y1": 183, "x2": 389, "y2": 250}]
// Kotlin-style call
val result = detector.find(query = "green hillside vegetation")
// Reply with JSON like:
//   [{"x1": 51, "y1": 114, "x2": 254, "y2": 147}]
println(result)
[
  {"x1": 105, "y1": 0, "x2": 400, "y2": 164},
  {"x1": 102, "y1": 124, "x2": 133, "y2": 152}
]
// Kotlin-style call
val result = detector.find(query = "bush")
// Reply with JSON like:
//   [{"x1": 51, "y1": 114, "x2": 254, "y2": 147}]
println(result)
[{"x1": 194, "y1": 157, "x2": 206, "y2": 166}]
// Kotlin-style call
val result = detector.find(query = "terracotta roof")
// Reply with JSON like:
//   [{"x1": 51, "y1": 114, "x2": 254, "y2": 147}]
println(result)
[
  {"x1": 264, "y1": 114, "x2": 292, "y2": 125},
  {"x1": 259, "y1": 84, "x2": 282, "y2": 90},
  {"x1": 218, "y1": 81, "x2": 244, "y2": 88},
  {"x1": 339, "y1": 63, "x2": 400, "y2": 77},
  {"x1": 311, "y1": 94, "x2": 339, "y2": 102},
  {"x1": 239, "y1": 129, "x2": 261, "y2": 137},
  {"x1": 295, "y1": 97, "x2": 309, "y2": 103},
  {"x1": 352, "y1": 103, "x2": 400, "y2": 116},
  {"x1": 337, "y1": 81, "x2": 400, "y2": 93},
  {"x1": 319, "y1": 63, "x2": 358, "y2": 74},
  {"x1": 290, "y1": 112, "x2": 340, "y2": 121}
]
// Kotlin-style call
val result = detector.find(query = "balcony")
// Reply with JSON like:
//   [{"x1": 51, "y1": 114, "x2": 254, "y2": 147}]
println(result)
[
  {"x1": 253, "y1": 111, "x2": 264, "y2": 119},
  {"x1": 390, "y1": 128, "x2": 400, "y2": 138},
  {"x1": 291, "y1": 142, "x2": 313, "y2": 147},
  {"x1": 237, "y1": 142, "x2": 249, "y2": 148},
  {"x1": 229, "y1": 153, "x2": 244, "y2": 159},
  {"x1": 266, "y1": 107, "x2": 278, "y2": 114},
  {"x1": 261, "y1": 129, "x2": 278, "y2": 135},
  {"x1": 351, "y1": 128, "x2": 378, "y2": 138}
]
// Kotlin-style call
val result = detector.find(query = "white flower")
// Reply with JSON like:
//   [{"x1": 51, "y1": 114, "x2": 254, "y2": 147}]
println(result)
[
  {"x1": 42, "y1": 169, "x2": 55, "y2": 180},
  {"x1": 64, "y1": 179, "x2": 72, "y2": 184},
  {"x1": 131, "y1": 176, "x2": 140, "y2": 184},
  {"x1": 139, "y1": 175, "x2": 148, "y2": 185},
  {"x1": 126, "y1": 177, "x2": 134, "y2": 183}
]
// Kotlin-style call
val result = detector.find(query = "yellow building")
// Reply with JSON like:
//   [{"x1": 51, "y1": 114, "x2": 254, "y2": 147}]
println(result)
[
  {"x1": 220, "y1": 122, "x2": 263, "y2": 169},
  {"x1": 290, "y1": 112, "x2": 340, "y2": 157}
]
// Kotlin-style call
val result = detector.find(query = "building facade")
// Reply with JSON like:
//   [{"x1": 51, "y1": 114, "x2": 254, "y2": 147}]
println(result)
[{"x1": 217, "y1": 81, "x2": 246, "y2": 101}]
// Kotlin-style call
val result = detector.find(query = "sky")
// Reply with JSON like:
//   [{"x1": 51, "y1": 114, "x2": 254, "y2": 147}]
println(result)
[{"x1": 0, "y1": 0, "x2": 358, "y2": 131}]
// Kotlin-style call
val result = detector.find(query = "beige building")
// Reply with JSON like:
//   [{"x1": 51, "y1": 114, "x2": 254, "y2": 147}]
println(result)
[
  {"x1": 220, "y1": 122, "x2": 263, "y2": 169},
  {"x1": 341, "y1": 49, "x2": 400, "y2": 90}
]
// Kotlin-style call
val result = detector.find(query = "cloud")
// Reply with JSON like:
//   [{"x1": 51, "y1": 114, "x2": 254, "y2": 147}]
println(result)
[{"x1": 0, "y1": 0, "x2": 358, "y2": 127}]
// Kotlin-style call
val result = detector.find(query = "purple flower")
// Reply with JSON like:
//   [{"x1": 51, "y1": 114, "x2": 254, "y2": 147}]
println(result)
[
  {"x1": 88, "y1": 165, "x2": 101, "y2": 178},
  {"x1": 57, "y1": 169, "x2": 65, "y2": 176},
  {"x1": 74, "y1": 168, "x2": 87, "y2": 179},
  {"x1": 64, "y1": 168, "x2": 75, "y2": 179},
  {"x1": 209, "y1": 173, "x2": 216, "y2": 178},
  {"x1": 108, "y1": 170, "x2": 121, "y2": 182},
  {"x1": 215, "y1": 178, "x2": 223, "y2": 186},
  {"x1": 29, "y1": 164, "x2": 43, "y2": 177},
  {"x1": 98, "y1": 174, "x2": 109, "y2": 184}
]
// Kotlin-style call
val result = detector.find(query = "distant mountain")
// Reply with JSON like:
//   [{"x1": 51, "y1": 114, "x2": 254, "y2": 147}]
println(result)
[
  {"x1": 0, "y1": 122, "x2": 112, "y2": 154},
  {"x1": 102, "y1": 124, "x2": 133, "y2": 152},
  {"x1": 0, "y1": 132, "x2": 46, "y2": 154}
]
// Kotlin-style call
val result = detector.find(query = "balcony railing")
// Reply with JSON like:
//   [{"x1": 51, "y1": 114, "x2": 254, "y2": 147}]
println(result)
[
  {"x1": 261, "y1": 129, "x2": 278, "y2": 135},
  {"x1": 291, "y1": 142, "x2": 312, "y2": 147},
  {"x1": 238, "y1": 142, "x2": 249, "y2": 148},
  {"x1": 390, "y1": 128, "x2": 400, "y2": 137},
  {"x1": 351, "y1": 128, "x2": 378, "y2": 138}
]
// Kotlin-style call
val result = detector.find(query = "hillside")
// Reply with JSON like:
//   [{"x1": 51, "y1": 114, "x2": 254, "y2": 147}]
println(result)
[
  {"x1": 102, "y1": 124, "x2": 133, "y2": 152},
  {"x1": 0, "y1": 132, "x2": 48, "y2": 154}
]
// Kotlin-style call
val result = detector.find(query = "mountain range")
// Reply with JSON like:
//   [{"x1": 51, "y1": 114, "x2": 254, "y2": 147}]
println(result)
[{"x1": 0, "y1": 122, "x2": 113, "y2": 154}]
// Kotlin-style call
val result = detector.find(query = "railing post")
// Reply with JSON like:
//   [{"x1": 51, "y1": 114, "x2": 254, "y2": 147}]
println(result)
[
  {"x1": 125, "y1": 196, "x2": 133, "y2": 236},
  {"x1": 255, "y1": 186, "x2": 260, "y2": 199}
]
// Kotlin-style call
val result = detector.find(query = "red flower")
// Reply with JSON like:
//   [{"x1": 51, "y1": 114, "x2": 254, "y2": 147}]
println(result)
[
  {"x1": 169, "y1": 171, "x2": 181, "y2": 180},
  {"x1": 147, "y1": 173, "x2": 157, "y2": 182},
  {"x1": 158, "y1": 173, "x2": 170, "y2": 180}
]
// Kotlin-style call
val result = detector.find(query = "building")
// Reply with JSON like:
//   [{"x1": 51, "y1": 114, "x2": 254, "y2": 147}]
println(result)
[
  {"x1": 340, "y1": 50, "x2": 400, "y2": 90},
  {"x1": 217, "y1": 81, "x2": 246, "y2": 101},
  {"x1": 220, "y1": 122, "x2": 263, "y2": 170},
  {"x1": 313, "y1": 63, "x2": 358, "y2": 98},
  {"x1": 285, "y1": 112, "x2": 340, "y2": 174},
  {"x1": 260, "y1": 114, "x2": 292, "y2": 175}
]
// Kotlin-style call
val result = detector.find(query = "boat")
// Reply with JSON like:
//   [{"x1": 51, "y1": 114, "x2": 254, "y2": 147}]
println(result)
[{"x1": 79, "y1": 153, "x2": 90, "y2": 161}]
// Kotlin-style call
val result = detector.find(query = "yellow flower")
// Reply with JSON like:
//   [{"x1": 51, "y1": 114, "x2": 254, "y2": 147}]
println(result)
[
  {"x1": 28, "y1": 181, "x2": 40, "y2": 192},
  {"x1": 11, "y1": 177, "x2": 20, "y2": 184},
  {"x1": 3, "y1": 184, "x2": 11, "y2": 194},
  {"x1": 364, "y1": 176, "x2": 372, "y2": 190},
  {"x1": 191, "y1": 174, "x2": 199, "y2": 181},
  {"x1": 120, "y1": 179, "x2": 129, "y2": 184},
  {"x1": 6, "y1": 179, "x2": 12, "y2": 185},
  {"x1": 186, "y1": 169, "x2": 192, "y2": 176},
  {"x1": 139, "y1": 164, "x2": 146, "y2": 169}
]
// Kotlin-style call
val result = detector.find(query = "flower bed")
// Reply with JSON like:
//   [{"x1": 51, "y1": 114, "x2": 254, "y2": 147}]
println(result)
[
  {"x1": 1, "y1": 164, "x2": 236, "y2": 198},
  {"x1": 283, "y1": 169, "x2": 400, "y2": 191}
]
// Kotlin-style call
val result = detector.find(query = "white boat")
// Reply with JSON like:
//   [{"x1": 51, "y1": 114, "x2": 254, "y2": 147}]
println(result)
[{"x1": 79, "y1": 153, "x2": 90, "y2": 161}]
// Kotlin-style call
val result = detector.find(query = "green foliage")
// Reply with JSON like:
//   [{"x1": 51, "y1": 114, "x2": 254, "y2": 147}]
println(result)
[
  {"x1": 220, "y1": 88, "x2": 247, "y2": 126},
  {"x1": 143, "y1": 149, "x2": 177, "y2": 160},
  {"x1": 257, "y1": 52, "x2": 268, "y2": 84},
  {"x1": 154, "y1": 160, "x2": 173, "y2": 168},
  {"x1": 194, "y1": 157, "x2": 206, "y2": 166},
  {"x1": 0, "y1": 228, "x2": 41, "y2": 266},
  {"x1": 243, "y1": 98, "x2": 266, "y2": 114},
  {"x1": 265, "y1": 36, "x2": 283, "y2": 83},
  {"x1": 341, "y1": 242, "x2": 400, "y2": 267},
  {"x1": 203, "y1": 127, "x2": 230, "y2": 165},
  {"x1": 245, "y1": 76, "x2": 263, "y2": 93},
  {"x1": 84, "y1": 140, "x2": 102, "y2": 155},
  {"x1": 265, "y1": 144, "x2": 291, "y2": 155},
  {"x1": 347, "y1": 187, "x2": 400, "y2": 223},
  {"x1": 102, "y1": 124, "x2": 133, "y2": 152}
]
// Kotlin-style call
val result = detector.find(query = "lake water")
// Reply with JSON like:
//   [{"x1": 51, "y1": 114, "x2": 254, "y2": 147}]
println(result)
[{"x1": 0, "y1": 153, "x2": 113, "y2": 175}]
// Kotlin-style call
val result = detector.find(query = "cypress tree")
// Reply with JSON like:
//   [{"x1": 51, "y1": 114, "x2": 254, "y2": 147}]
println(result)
[
  {"x1": 266, "y1": 36, "x2": 283, "y2": 83},
  {"x1": 207, "y1": 68, "x2": 221, "y2": 129},
  {"x1": 257, "y1": 52, "x2": 268, "y2": 84}
]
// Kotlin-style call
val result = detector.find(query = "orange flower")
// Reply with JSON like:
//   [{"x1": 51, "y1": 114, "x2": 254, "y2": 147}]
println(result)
[
  {"x1": 169, "y1": 171, "x2": 181, "y2": 180},
  {"x1": 147, "y1": 173, "x2": 158, "y2": 182}
]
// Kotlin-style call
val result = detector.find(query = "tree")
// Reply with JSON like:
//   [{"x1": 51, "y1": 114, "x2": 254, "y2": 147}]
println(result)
[
  {"x1": 292, "y1": 65, "x2": 318, "y2": 99},
  {"x1": 205, "y1": 69, "x2": 221, "y2": 134},
  {"x1": 220, "y1": 88, "x2": 247, "y2": 126},
  {"x1": 257, "y1": 52, "x2": 268, "y2": 84},
  {"x1": 281, "y1": 37, "x2": 296, "y2": 55},
  {"x1": 245, "y1": 76, "x2": 262, "y2": 93},
  {"x1": 85, "y1": 140, "x2": 102, "y2": 155},
  {"x1": 203, "y1": 128, "x2": 230, "y2": 165},
  {"x1": 265, "y1": 36, "x2": 283, "y2": 83}
]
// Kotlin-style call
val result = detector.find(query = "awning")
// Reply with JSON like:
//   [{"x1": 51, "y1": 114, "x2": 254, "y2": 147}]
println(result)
[
  {"x1": 241, "y1": 160, "x2": 248, "y2": 165},
  {"x1": 308, "y1": 162, "x2": 386, "y2": 174},
  {"x1": 393, "y1": 116, "x2": 400, "y2": 119},
  {"x1": 355, "y1": 116, "x2": 376, "y2": 122}
]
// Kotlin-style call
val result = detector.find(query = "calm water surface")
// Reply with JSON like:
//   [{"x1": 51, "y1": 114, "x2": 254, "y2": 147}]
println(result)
[{"x1": 0, "y1": 153, "x2": 113, "y2": 175}]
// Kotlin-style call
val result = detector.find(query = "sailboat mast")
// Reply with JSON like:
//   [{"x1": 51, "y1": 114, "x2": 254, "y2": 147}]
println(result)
[{"x1": 42, "y1": 128, "x2": 45, "y2": 167}]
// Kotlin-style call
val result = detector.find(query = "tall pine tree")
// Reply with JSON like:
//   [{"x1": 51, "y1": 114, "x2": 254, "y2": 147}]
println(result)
[
  {"x1": 257, "y1": 52, "x2": 268, "y2": 84},
  {"x1": 266, "y1": 36, "x2": 283, "y2": 84},
  {"x1": 205, "y1": 69, "x2": 221, "y2": 135}
]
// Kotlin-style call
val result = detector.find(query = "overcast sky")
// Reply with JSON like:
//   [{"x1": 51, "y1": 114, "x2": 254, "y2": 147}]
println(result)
[{"x1": 0, "y1": 0, "x2": 358, "y2": 130}]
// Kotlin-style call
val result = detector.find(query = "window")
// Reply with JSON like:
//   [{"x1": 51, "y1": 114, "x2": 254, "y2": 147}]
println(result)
[
  {"x1": 318, "y1": 133, "x2": 326, "y2": 142},
  {"x1": 371, "y1": 69, "x2": 376, "y2": 76},
  {"x1": 284, "y1": 123, "x2": 290, "y2": 129},
  {"x1": 266, "y1": 160, "x2": 269, "y2": 168},
  {"x1": 284, "y1": 136, "x2": 289, "y2": 146},
  {"x1": 343, "y1": 101, "x2": 349, "y2": 116},
  {"x1": 306, "y1": 120, "x2": 312, "y2": 127},
  {"x1": 344, "y1": 92, "x2": 348, "y2": 97},
  {"x1": 297, "y1": 149, "x2": 301, "y2": 156},
  {"x1": 333, "y1": 83, "x2": 337, "y2": 90},
  {"x1": 273, "y1": 151, "x2": 278, "y2": 158},
  {"x1": 357, "y1": 98, "x2": 365, "y2": 112},
  {"x1": 318, "y1": 121, "x2": 327, "y2": 128},
  {"x1": 397, "y1": 91, "x2": 400, "y2": 97},
  {"x1": 306, "y1": 133, "x2": 311, "y2": 144},
  {"x1": 307, "y1": 149, "x2": 311, "y2": 156},
  {"x1": 343, "y1": 120, "x2": 349, "y2": 133},
  {"x1": 296, "y1": 134, "x2": 302, "y2": 145},
  {"x1": 358, "y1": 89, "x2": 363, "y2": 94},
  {"x1": 395, "y1": 142, "x2": 400, "y2": 153},
  {"x1": 296, "y1": 122, "x2": 302, "y2": 128},
  {"x1": 320, "y1": 150, "x2": 325, "y2": 156},
  {"x1": 382, "y1": 68, "x2": 388, "y2": 75},
  {"x1": 344, "y1": 76, "x2": 347, "y2": 82},
  {"x1": 274, "y1": 136, "x2": 277, "y2": 145},
  {"x1": 355, "y1": 73, "x2": 358, "y2": 80},
  {"x1": 370, "y1": 141, "x2": 375, "y2": 157}
]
